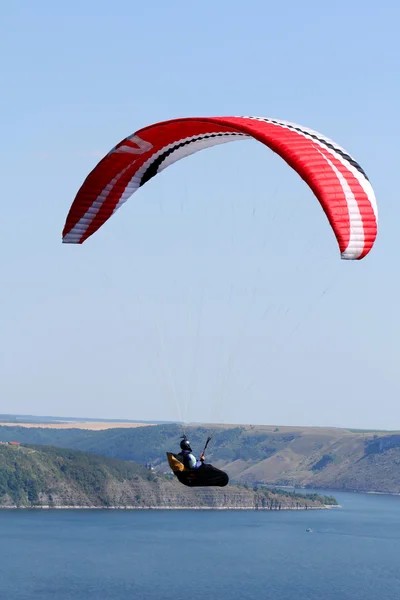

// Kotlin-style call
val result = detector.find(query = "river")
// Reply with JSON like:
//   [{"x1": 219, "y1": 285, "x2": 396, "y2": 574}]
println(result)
[{"x1": 0, "y1": 489, "x2": 399, "y2": 599}]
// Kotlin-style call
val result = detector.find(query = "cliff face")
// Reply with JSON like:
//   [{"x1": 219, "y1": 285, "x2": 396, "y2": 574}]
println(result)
[
  {"x1": 0, "y1": 444, "x2": 330, "y2": 510},
  {"x1": 94, "y1": 478, "x2": 325, "y2": 510},
  {"x1": 298, "y1": 447, "x2": 400, "y2": 494}
]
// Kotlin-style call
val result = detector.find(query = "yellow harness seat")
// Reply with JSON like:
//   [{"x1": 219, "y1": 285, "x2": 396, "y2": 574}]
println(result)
[{"x1": 166, "y1": 452, "x2": 187, "y2": 473}]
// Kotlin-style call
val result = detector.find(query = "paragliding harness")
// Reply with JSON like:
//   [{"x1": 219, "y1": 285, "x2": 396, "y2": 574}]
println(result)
[
  {"x1": 166, "y1": 435, "x2": 210, "y2": 473},
  {"x1": 166, "y1": 435, "x2": 229, "y2": 487}
]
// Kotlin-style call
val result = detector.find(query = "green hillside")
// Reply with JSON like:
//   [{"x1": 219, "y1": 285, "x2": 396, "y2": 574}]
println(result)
[
  {"x1": 0, "y1": 443, "x2": 334, "y2": 509},
  {"x1": 0, "y1": 423, "x2": 399, "y2": 493}
]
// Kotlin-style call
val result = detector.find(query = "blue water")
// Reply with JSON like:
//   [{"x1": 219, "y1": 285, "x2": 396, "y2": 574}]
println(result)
[{"x1": 0, "y1": 490, "x2": 399, "y2": 599}]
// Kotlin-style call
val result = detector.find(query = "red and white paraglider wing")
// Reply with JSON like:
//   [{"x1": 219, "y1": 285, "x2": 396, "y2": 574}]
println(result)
[{"x1": 62, "y1": 115, "x2": 377, "y2": 259}]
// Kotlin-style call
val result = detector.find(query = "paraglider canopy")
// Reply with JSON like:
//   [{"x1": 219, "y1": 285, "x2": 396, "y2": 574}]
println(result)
[{"x1": 62, "y1": 115, "x2": 378, "y2": 260}]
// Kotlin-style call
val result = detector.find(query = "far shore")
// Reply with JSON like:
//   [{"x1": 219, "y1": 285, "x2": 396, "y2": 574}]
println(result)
[{"x1": 0, "y1": 422, "x2": 155, "y2": 431}]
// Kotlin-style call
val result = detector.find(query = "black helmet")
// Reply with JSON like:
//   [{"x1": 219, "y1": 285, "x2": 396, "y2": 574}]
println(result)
[{"x1": 180, "y1": 437, "x2": 192, "y2": 451}]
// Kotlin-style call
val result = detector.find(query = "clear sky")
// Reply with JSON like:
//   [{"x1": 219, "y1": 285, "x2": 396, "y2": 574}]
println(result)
[{"x1": 1, "y1": 0, "x2": 399, "y2": 430}]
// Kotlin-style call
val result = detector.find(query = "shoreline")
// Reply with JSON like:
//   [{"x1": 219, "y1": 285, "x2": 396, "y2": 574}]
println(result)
[
  {"x1": 0, "y1": 504, "x2": 337, "y2": 511},
  {"x1": 270, "y1": 485, "x2": 400, "y2": 497}
]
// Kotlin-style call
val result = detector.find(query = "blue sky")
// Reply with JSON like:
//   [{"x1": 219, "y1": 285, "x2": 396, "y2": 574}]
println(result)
[{"x1": 1, "y1": 0, "x2": 399, "y2": 429}]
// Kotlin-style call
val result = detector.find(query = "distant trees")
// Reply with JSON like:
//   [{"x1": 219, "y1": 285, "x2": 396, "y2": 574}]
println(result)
[
  {"x1": 0, "y1": 444, "x2": 158, "y2": 507},
  {"x1": 311, "y1": 454, "x2": 336, "y2": 471}
]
